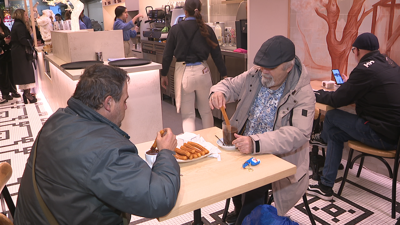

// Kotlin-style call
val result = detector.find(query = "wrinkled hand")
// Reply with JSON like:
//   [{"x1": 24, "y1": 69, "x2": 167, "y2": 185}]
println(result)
[
  {"x1": 232, "y1": 133, "x2": 253, "y2": 154},
  {"x1": 209, "y1": 91, "x2": 226, "y2": 110},
  {"x1": 161, "y1": 76, "x2": 168, "y2": 89},
  {"x1": 156, "y1": 128, "x2": 177, "y2": 151}
]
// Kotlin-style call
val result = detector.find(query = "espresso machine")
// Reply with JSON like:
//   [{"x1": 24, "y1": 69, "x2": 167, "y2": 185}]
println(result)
[
  {"x1": 142, "y1": 5, "x2": 172, "y2": 41},
  {"x1": 235, "y1": 19, "x2": 247, "y2": 50}
]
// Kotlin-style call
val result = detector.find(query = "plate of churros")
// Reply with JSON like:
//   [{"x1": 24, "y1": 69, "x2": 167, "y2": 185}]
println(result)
[{"x1": 174, "y1": 141, "x2": 211, "y2": 162}]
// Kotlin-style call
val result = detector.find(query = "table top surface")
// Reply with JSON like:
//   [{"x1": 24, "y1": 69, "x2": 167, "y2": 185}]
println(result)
[{"x1": 135, "y1": 127, "x2": 297, "y2": 221}]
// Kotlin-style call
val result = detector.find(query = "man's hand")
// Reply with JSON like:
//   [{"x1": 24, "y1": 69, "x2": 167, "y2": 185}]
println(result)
[
  {"x1": 232, "y1": 133, "x2": 253, "y2": 154},
  {"x1": 161, "y1": 76, "x2": 168, "y2": 89},
  {"x1": 209, "y1": 91, "x2": 226, "y2": 110},
  {"x1": 156, "y1": 128, "x2": 177, "y2": 151}
]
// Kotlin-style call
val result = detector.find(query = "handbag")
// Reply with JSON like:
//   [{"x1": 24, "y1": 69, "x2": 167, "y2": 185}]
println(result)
[{"x1": 25, "y1": 39, "x2": 37, "y2": 61}]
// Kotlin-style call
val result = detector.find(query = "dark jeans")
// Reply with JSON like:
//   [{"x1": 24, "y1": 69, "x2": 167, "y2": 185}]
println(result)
[
  {"x1": 320, "y1": 109, "x2": 397, "y2": 187},
  {"x1": 232, "y1": 183, "x2": 271, "y2": 225}
]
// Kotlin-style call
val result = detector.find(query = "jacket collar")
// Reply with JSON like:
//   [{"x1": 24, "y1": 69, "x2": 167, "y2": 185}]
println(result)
[{"x1": 66, "y1": 97, "x2": 130, "y2": 139}]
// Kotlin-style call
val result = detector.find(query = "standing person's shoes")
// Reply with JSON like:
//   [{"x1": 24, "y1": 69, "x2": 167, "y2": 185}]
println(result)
[
  {"x1": 11, "y1": 92, "x2": 21, "y2": 98},
  {"x1": 225, "y1": 211, "x2": 238, "y2": 224},
  {"x1": 309, "y1": 133, "x2": 327, "y2": 147},
  {"x1": 307, "y1": 183, "x2": 333, "y2": 200},
  {"x1": 23, "y1": 93, "x2": 37, "y2": 104},
  {"x1": 0, "y1": 98, "x2": 8, "y2": 104},
  {"x1": 2, "y1": 94, "x2": 13, "y2": 101}
]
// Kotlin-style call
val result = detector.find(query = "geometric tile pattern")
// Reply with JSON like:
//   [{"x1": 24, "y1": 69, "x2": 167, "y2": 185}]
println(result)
[{"x1": 1, "y1": 96, "x2": 400, "y2": 224}]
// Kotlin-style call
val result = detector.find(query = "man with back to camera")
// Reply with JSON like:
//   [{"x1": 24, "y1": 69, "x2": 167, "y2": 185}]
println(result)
[
  {"x1": 80, "y1": 9, "x2": 92, "y2": 29},
  {"x1": 14, "y1": 64, "x2": 181, "y2": 224},
  {"x1": 307, "y1": 33, "x2": 400, "y2": 200},
  {"x1": 209, "y1": 35, "x2": 315, "y2": 224}
]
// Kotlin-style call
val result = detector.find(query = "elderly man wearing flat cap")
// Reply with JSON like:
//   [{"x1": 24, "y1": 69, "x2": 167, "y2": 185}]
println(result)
[
  {"x1": 308, "y1": 33, "x2": 400, "y2": 200},
  {"x1": 209, "y1": 35, "x2": 315, "y2": 224}
]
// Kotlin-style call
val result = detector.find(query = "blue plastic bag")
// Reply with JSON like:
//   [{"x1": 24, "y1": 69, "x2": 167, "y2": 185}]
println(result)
[{"x1": 242, "y1": 205, "x2": 299, "y2": 225}]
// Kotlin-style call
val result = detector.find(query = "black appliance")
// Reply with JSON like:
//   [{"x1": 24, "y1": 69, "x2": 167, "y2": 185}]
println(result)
[{"x1": 235, "y1": 19, "x2": 247, "y2": 50}]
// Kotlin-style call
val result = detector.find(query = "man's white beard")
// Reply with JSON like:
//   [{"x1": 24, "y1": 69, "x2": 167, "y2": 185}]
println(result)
[{"x1": 261, "y1": 73, "x2": 274, "y2": 87}]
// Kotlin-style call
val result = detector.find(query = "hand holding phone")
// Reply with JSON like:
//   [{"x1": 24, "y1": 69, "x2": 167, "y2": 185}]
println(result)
[{"x1": 332, "y1": 69, "x2": 344, "y2": 85}]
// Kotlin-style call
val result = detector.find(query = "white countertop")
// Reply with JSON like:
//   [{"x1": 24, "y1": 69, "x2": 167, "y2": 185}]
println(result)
[{"x1": 44, "y1": 54, "x2": 162, "y2": 81}]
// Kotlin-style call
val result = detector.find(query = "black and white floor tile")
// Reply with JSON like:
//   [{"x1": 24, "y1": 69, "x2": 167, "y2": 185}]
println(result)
[{"x1": 0, "y1": 94, "x2": 399, "y2": 224}]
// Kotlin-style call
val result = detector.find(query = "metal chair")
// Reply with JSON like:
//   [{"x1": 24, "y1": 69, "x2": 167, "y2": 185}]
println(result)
[{"x1": 337, "y1": 138, "x2": 400, "y2": 219}]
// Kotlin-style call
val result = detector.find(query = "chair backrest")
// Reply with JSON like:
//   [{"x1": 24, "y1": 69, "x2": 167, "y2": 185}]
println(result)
[{"x1": 0, "y1": 162, "x2": 12, "y2": 192}]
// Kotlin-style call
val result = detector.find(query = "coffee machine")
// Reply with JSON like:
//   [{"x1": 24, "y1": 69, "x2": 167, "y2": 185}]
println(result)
[
  {"x1": 142, "y1": 5, "x2": 171, "y2": 40},
  {"x1": 171, "y1": 7, "x2": 185, "y2": 26}
]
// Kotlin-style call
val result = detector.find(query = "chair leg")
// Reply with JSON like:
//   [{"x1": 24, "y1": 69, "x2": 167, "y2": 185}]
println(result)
[
  {"x1": 302, "y1": 194, "x2": 316, "y2": 225},
  {"x1": 0, "y1": 186, "x2": 14, "y2": 218},
  {"x1": 338, "y1": 149, "x2": 354, "y2": 196},
  {"x1": 392, "y1": 159, "x2": 399, "y2": 218},
  {"x1": 221, "y1": 198, "x2": 230, "y2": 222},
  {"x1": 356, "y1": 156, "x2": 365, "y2": 177}
]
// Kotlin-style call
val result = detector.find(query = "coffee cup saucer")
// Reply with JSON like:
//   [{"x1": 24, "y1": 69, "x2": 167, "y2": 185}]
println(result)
[{"x1": 217, "y1": 138, "x2": 237, "y2": 150}]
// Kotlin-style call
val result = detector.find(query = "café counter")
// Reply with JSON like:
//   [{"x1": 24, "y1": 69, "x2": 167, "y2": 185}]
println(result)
[{"x1": 36, "y1": 51, "x2": 163, "y2": 144}]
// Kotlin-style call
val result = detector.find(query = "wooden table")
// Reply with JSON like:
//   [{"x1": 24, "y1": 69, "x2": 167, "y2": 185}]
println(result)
[
  {"x1": 135, "y1": 127, "x2": 296, "y2": 223},
  {"x1": 311, "y1": 80, "x2": 355, "y2": 113}
]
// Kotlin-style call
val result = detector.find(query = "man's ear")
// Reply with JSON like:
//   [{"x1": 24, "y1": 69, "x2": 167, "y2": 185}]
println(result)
[{"x1": 103, "y1": 96, "x2": 114, "y2": 112}]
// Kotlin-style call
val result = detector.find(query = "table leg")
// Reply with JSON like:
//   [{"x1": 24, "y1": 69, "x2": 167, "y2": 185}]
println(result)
[{"x1": 192, "y1": 209, "x2": 204, "y2": 225}]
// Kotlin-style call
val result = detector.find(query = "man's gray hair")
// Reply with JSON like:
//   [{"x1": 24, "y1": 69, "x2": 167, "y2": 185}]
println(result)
[{"x1": 282, "y1": 58, "x2": 295, "y2": 71}]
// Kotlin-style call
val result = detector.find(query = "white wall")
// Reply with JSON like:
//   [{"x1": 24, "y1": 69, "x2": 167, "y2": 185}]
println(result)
[{"x1": 248, "y1": 0, "x2": 289, "y2": 69}]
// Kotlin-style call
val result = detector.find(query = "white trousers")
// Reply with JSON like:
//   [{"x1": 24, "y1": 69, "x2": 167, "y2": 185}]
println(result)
[
  {"x1": 124, "y1": 41, "x2": 132, "y2": 58},
  {"x1": 180, "y1": 64, "x2": 214, "y2": 132}
]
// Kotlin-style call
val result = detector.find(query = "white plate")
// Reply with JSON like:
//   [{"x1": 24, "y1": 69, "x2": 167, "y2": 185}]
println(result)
[
  {"x1": 176, "y1": 152, "x2": 211, "y2": 163},
  {"x1": 217, "y1": 138, "x2": 236, "y2": 150}
]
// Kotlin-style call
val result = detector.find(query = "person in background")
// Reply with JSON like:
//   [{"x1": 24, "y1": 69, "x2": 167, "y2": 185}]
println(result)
[
  {"x1": 209, "y1": 36, "x2": 315, "y2": 225},
  {"x1": 10, "y1": 9, "x2": 37, "y2": 104},
  {"x1": 65, "y1": 10, "x2": 71, "y2": 20},
  {"x1": 55, "y1": 13, "x2": 62, "y2": 22},
  {"x1": 113, "y1": 6, "x2": 142, "y2": 58},
  {"x1": 0, "y1": 15, "x2": 20, "y2": 104},
  {"x1": 79, "y1": 9, "x2": 92, "y2": 29},
  {"x1": 307, "y1": 33, "x2": 400, "y2": 200},
  {"x1": 161, "y1": 0, "x2": 227, "y2": 132},
  {"x1": 79, "y1": 19, "x2": 87, "y2": 30},
  {"x1": 13, "y1": 64, "x2": 181, "y2": 224}
]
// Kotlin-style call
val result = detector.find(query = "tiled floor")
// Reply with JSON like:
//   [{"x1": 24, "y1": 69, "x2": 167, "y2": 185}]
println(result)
[{"x1": 1, "y1": 94, "x2": 399, "y2": 224}]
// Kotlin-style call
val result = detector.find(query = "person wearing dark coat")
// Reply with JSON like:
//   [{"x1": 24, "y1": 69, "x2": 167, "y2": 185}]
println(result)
[
  {"x1": 0, "y1": 15, "x2": 20, "y2": 104},
  {"x1": 10, "y1": 9, "x2": 37, "y2": 104}
]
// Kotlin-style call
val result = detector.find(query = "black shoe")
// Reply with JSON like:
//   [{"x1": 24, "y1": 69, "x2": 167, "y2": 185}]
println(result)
[
  {"x1": 2, "y1": 95, "x2": 12, "y2": 100},
  {"x1": 11, "y1": 92, "x2": 21, "y2": 98},
  {"x1": 310, "y1": 133, "x2": 327, "y2": 147},
  {"x1": 225, "y1": 211, "x2": 237, "y2": 224},
  {"x1": 307, "y1": 183, "x2": 333, "y2": 200},
  {"x1": 0, "y1": 98, "x2": 8, "y2": 104},
  {"x1": 23, "y1": 94, "x2": 37, "y2": 104}
]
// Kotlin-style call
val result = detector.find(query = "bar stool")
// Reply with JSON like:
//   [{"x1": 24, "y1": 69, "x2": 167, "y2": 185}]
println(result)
[{"x1": 337, "y1": 139, "x2": 400, "y2": 219}]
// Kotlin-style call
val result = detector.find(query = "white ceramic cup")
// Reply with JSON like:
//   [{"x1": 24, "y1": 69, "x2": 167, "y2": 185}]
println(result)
[{"x1": 145, "y1": 153, "x2": 157, "y2": 168}]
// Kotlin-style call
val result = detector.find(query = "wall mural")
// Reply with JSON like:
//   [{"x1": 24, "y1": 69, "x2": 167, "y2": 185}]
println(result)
[{"x1": 291, "y1": 0, "x2": 400, "y2": 81}]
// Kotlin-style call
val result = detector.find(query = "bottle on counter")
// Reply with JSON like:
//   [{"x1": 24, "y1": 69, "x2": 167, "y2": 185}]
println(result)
[{"x1": 215, "y1": 22, "x2": 223, "y2": 46}]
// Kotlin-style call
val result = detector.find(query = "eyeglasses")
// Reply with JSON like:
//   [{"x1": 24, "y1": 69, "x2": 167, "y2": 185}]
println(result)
[{"x1": 351, "y1": 47, "x2": 356, "y2": 53}]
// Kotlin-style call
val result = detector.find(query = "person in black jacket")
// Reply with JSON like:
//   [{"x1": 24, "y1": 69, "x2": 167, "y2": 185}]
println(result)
[
  {"x1": 0, "y1": 15, "x2": 20, "y2": 104},
  {"x1": 307, "y1": 33, "x2": 400, "y2": 200},
  {"x1": 161, "y1": 0, "x2": 227, "y2": 132},
  {"x1": 11, "y1": 9, "x2": 37, "y2": 104}
]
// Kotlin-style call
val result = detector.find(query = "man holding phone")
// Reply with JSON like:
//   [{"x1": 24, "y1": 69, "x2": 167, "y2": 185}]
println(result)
[{"x1": 307, "y1": 33, "x2": 400, "y2": 200}]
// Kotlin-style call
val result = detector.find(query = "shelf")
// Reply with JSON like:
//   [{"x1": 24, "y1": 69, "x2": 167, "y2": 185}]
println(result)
[{"x1": 221, "y1": 0, "x2": 243, "y2": 4}]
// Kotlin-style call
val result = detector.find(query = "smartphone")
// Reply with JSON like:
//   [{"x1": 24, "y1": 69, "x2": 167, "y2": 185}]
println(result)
[{"x1": 332, "y1": 69, "x2": 344, "y2": 85}]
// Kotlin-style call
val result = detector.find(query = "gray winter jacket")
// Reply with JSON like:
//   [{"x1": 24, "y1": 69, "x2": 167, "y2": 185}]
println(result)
[
  {"x1": 14, "y1": 97, "x2": 180, "y2": 224},
  {"x1": 210, "y1": 56, "x2": 315, "y2": 215}
]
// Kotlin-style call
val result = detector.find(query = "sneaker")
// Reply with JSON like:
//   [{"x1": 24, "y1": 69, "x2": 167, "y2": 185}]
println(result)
[
  {"x1": 225, "y1": 211, "x2": 237, "y2": 224},
  {"x1": 310, "y1": 133, "x2": 327, "y2": 147},
  {"x1": 307, "y1": 184, "x2": 333, "y2": 201}
]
